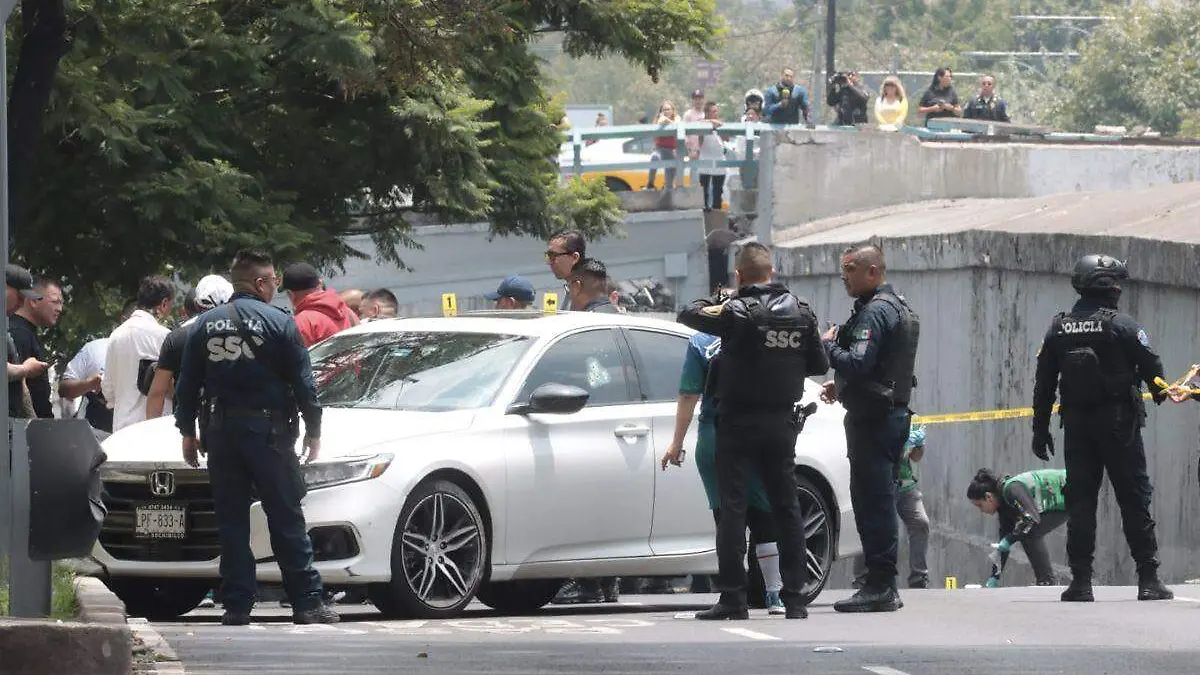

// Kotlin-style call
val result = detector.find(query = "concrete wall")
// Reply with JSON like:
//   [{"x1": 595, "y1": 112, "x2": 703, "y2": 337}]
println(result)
[
  {"x1": 325, "y1": 210, "x2": 712, "y2": 316},
  {"x1": 774, "y1": 232, "x2": 1200, "y2": 586},
  {"x1": 762, "y1": 130, "x2": 1200, "y2": 235}
]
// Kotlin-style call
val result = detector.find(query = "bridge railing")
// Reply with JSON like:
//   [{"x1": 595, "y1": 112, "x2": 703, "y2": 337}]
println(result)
[{"x1": 557, "y1": 119, "x2": 1141, "y2": 179}]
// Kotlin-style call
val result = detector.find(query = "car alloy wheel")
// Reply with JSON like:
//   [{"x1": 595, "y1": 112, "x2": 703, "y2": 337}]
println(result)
[
  {"x1": 371, "y1": 479, "x2": 487, "y2": 619},
  {"x1": 796, "y1": 473, "x2": 835, "y2": 604}
]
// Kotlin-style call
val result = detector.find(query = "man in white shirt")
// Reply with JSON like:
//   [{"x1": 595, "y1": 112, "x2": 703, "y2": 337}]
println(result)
[
  {"x1": 102, "y1": 276, "x2": 175, "y2": 432},
  {"x1": 59, "y1": 301, "x2": 137, "y2": 435}
]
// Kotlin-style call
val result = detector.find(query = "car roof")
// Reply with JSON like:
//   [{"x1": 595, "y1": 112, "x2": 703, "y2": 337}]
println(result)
[{"x1": 339, "y1": 310, "x2": 694, "y2": 339}]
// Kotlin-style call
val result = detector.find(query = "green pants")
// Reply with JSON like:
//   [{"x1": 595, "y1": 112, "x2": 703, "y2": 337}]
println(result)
[{"x1": 695, "y1": 418, "x2": 773, "y2": 512}]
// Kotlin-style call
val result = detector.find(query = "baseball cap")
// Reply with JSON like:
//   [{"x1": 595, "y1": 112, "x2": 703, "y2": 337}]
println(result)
[
  {"x1": 484, "y1": 275, "x2": 535, "y2": 304},
  {"x1": 193, "y1": 274, "x2": 234, "y2": 310},
  {"x1": 691, "y1": 89, "x2": 704, "y2": 98},
  {"x1": 281, "y1": 262, "x2": 321, "y2": 292},
  {"x1": 6, "y1": 264, "x2": 41, "y2": 300}
]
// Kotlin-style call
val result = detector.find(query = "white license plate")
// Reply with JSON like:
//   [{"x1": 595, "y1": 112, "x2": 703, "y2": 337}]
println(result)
[{"x1": 134, "y1": 504, "x2": 187, "y2": 539}]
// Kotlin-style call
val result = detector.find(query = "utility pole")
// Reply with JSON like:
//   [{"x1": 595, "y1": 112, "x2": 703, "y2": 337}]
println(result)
[
  {"x1": 825, "y1": 0, "x2": 837, "y2": 81},
  {"x1": 808, "y1": 2, "x2": 824, "y2": 124}
]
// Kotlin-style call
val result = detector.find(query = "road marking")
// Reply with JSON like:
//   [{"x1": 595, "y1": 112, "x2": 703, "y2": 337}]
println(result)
[
  {"x1": 620, "y1": 601, "x2": 645, "y2": 606},
  {"x1": 862, "y1": 667, "x2": 913, "y2": 675},
  {"x1": 1174, "y1": 596, "x2": 1200, "y2": 603},
  {"x1": 721, "y1": 627, "x2": 780, "y2": 641}
]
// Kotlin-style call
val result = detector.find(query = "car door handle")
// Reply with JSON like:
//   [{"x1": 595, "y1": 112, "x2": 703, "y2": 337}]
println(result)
[{"x1": 613, "y1": 424, "x2": 651, "y2": 439}]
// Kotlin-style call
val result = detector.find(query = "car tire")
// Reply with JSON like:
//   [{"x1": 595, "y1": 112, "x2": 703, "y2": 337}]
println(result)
[
  {"x1": 604, "y1": 177, "x2": 632, "y2": 192},
  {"x1": 475, "y1": 579, "x2": 564, "y2": 615},
  {"x1": 796, "y1": 472, "x2": 836, "y2": 605},
  {"x1": 106, "y1": 577, "x2": 212, "y2": 620},
  {"x1": 369, "y1": 479, "x2": 488, "y2": 619}
]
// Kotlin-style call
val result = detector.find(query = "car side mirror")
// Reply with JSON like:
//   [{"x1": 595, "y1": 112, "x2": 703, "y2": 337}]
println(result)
[{"x1": 507, "y1": 383, "x2": 590, "y2": 415}]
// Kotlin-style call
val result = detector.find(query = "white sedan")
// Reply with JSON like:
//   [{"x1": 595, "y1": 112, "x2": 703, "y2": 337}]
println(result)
[{"x1": 90, "y1": 311, "x2": 858, "y2": 619}]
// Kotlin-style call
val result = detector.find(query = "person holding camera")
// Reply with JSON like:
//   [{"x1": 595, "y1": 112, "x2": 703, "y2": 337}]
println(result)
[
  {"x1": 827, "y1": 71, "x2": 869, "y2": 126},
  {"x1": 763, "y1": 67, "x2": 810, "y2": 125},
  {"x1": 918, "y1": 68, "x2": 961, "y2": 127}
]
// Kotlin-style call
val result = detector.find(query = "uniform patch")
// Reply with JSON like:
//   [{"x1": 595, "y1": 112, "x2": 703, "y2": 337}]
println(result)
[
  {"x1": 700, "y1": 303, "x2": 725, "y2": 316},
  {"x1": 1137, "y1": 329, "x2": 1150, "y2": 347}
]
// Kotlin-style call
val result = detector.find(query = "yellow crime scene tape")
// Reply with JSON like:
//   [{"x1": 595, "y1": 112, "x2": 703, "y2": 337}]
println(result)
[{"x1": 911, "y1": 368, "x2": 1198, "y2": 426}]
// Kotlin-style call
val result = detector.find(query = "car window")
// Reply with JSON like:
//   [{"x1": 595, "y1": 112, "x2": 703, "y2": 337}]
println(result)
[
  {"x1": 517, "y1": 329, "x2": 635, "y2": 407},
  {"x1": 623, "y1": 137, "x2": 653, "y2": 154},
  {"x1": 310, "y1": 331, "x2": 533, "y2": 411},
  {"x1": 625, "y1": 329, "x2": 690, "y2": 402}
]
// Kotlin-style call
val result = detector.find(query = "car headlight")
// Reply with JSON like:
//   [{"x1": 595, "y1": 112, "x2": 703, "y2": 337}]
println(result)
[{"x1": 302, "y1": 454, "x2": 393, "y2": 490}]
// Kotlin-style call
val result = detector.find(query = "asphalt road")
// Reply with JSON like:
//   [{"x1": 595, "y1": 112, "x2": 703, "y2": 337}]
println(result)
[{"x1": 149, "y1": 586, "x2": 1200, "y2": 675}]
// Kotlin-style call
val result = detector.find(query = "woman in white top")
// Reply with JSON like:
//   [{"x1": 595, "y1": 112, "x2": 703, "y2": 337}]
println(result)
[
  {"x1": 874, "y1": 75, "x2": 909, "y2": 130},
  {"x1": 696, "y1": 100, "x2": 731, "y2": 212}
]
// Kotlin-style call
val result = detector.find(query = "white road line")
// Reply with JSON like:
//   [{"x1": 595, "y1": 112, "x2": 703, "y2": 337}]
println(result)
[
  {"x1": 862, "y1": 667, "x2": 913, "y2": 675},
  {"x1": 1174, "y1": 596, "x2": 1200, "y2": 603},
  {"x1": 620, "y1": 601, "x2": 645, "y2": 606},
  {"x1": 720, "y1": 627, "x2": 781, "y2": 641}
]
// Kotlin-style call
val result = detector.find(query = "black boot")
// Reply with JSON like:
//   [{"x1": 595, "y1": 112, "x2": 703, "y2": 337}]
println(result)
[
  {"x1": 221, "y1": 610, "x2": 251, "y2": 626},
  {"x1": 784, "y1": 602, "x2": 808, "y2": 619},
  {"x1": 833, "y1": 582, "x2": 902, "y2": 613},
  {"x1": 551, "y1": 579, "x2": 604, "y2": 604},
  {"x1": 601, "y1": 577, "x2": 621, "y2": 603},
  {"x1": 695, "y1": 602, "x2": 749, "y2": 620},
  {"x1": 1137, "y1": 567, "x2": 1174, "y2": 601},
  {"x1": 293, "y1": 604, "x2": 341, "y2": 624},
  {"x1": 1060, "y1": 572, "x2": 1094, "y2": 602}
]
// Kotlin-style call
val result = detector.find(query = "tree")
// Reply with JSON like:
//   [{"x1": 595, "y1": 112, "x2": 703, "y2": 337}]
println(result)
[
  {"x1": 1047, "y1": 1, "x2": 1200, "y2": 136},
  {"x1": 6, "y1": 0, "x2": 719, "y2": 356}
]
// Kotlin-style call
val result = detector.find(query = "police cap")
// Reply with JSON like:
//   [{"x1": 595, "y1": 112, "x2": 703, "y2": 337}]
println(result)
[{"x1": 1070, "y1": 254, "x2": 1128, "y2": 292}]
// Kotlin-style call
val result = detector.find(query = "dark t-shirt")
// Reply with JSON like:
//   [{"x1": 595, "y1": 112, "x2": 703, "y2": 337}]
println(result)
[
  {"x1": 9, "y1": 314, "x2": 51, "y2": 418},
  {"x1": 157, "y1": 321, "x2": 193, "y2": 377},
  {"x1": 8, "y1": 333, "x2": 23, "y2": 417},
  {"x1": 920, "y1": 86, "x2": 960, "y2": 126}
]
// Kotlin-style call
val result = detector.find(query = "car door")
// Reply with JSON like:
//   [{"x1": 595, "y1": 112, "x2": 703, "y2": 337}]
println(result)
[
  {"x1": 622, "y1": 328, "x2": 716, "y2": 556},
  {"x1": 502, "y1": 328, "x2": 655, "y2": 564}
]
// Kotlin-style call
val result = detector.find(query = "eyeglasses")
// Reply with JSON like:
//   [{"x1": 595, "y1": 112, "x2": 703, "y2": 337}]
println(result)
[
  {"x1": 545, "y1": 251, "x2": 572, "y2": 261},
  {"x1": 256, "y1": 275, "x2": 281, "y2": 287}
]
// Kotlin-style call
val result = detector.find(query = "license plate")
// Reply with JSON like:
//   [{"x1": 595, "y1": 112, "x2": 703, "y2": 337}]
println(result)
[{"x1": 134, "y1": 504, "x2": 187, "y2": 539}]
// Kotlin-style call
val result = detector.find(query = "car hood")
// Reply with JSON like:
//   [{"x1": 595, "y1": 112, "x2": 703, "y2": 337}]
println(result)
[{"x1": 100, "y1": 408, "x2": 477, "y2": 466}]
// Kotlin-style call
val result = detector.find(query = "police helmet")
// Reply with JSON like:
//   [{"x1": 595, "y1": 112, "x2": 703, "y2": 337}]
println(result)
[
  {"x1": 744, "y1": 88, "x2": 764, "y2": 108},
  {"x1": 1070, "y1": 254, "x2": 1128, "y2": 292}
]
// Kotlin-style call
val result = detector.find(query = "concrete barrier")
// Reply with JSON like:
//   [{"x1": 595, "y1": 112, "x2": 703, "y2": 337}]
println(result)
[
  {"x1": 772, "y1": 182, "x2": 1200, "y2": 586},
  {"x1": 0, "y1": 578, "x2": 131, "y2": 675}
]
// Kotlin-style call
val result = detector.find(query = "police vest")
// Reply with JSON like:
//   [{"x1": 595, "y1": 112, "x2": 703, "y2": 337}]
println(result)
[
  {"x1": 715, "y1": 289, "x2": 815, "y2": 413},
  {"x1": 1048, "y1": 307, "x2": 1135, "y2": 408},
  {"x1": 1003, "y1": 469, "x2": 1067, "y2": 515},
  {"x1": 836, "y1": 291, "x2": 920, "y2": 410}
]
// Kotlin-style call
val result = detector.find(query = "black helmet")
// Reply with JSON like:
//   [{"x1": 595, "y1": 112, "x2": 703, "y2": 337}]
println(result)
[{"x1": 1070, "y1": 254, "x2": 1128, "y2": 292}]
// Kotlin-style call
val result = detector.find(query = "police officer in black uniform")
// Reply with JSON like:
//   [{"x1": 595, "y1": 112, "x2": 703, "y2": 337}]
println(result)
[
  {"x1": 678, "y1": 242, "x2": 828, "y2": 620},
  {"x1": 1032, "y1": 254, "x2": 1173, "y2": 603},
  {"x1": 174, "y1": 249, "x2": 339, "y2": 626},
  {"x1": 820, "y1": 244, "x2": 919, "y2": 613}
]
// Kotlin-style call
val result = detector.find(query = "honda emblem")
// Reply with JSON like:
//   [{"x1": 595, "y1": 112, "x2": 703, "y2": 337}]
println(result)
[{"x1": 149, "y1": 471, "x2": 176, "y2": 497}]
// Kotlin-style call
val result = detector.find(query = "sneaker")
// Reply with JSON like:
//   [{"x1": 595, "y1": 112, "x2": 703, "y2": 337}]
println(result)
[
  {"x1": 293, "y1": 605, "x2": 341, "y2": 624},
  {"x1": 199, "y1": 590, "x2": 216, "y2": 609},
  {"x1": 833, "y1": 585, "x2": 902, "y2": 613},
  {"x1": 765, "y1": 591, "x2": 786, "y2": 615}
]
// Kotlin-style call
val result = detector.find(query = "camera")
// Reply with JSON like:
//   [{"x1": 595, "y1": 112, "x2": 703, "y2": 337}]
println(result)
[{"x1": 829, "y1": 71, "x2": 850, "y2": 86}]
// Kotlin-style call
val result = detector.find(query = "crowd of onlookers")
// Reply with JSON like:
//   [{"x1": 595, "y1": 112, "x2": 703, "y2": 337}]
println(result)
[{"x1": 638, "y1": 66, "x2": 1012, "y2": 209}]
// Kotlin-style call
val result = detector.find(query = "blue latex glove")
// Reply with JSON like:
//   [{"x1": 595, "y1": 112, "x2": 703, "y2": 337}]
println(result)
[
  {"x1": 997, "y1": 538, "x2": 1012, "y2": 554},
  {"x1": 985, "y1": 576, "x2": 1000, "y2": 589}
]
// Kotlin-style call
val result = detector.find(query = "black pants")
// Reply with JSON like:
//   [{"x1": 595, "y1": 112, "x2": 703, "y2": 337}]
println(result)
[
  {"x1": 845, "y1": 407, "x2": 911, "y2": 586},
  {"x1": 1062, "y1": 405, "x2": 1160, "y2": 575},
  {"x1": 713, "y1": 412, "x2": 806, "y2": 606},
  {"x1": 1016, "y1": 511, "x2": 1068, "y2": 584},
  {"x1": 700, "y1": 174, "x2": 725, "y2": 211}
]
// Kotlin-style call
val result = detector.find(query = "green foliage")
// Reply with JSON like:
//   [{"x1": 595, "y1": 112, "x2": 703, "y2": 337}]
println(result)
[
  {"x1": 1047, "y1": 1, "x2": 1200, "y2": 136},
  {"x1": 8, "y1": 0, "x2": 718, "y2": 357}
]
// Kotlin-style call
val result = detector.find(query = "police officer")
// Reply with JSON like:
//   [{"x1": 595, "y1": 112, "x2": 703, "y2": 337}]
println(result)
[
  {"x1": 678, "y1": 242, "x2": 828, "y2": 620},
  {"x1": 820, "y1": 244, "x2": 919, "y2": 613},
  {"x1": 174, "y1": 249, "x2": 339, "y2": 626},
  {"x1": 1031, "y1": 254, "x2": 1173, "y2": 602}
]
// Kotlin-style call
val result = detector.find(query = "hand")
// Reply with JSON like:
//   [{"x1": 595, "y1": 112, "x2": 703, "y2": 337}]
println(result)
[
  {"x1": 661, "y1": 441, "x2": 685, "y2": 470},
  {"x1": 819, "y1": 380, "x2": 837, "y2": 404},
  {"x1": 302, "y1": 437, "x2": 320, "y2": 464},
  {"x1": 182, "y1": 436, "x2": 203, "y2": 468},
  {"x1": 1032, "y1": 429, "x2": 1054, "y2": 461},
  {"x1": 20, "y1": 357, "x2": 49, "y2": 378},
  {"x1": 984, "y1": 576, "x2": 1000, "y2": 589},
  {"x1": 86, "y1": 373, "x2": 103, "y2": 393},
  {"x1": 821, "y1": 324, "x2": 838, "y2": 342}
]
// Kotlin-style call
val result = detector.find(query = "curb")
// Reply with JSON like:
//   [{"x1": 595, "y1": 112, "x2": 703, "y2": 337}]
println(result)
[{"x1": 0, "y1": 577, "x2": 132, "y2": 675}]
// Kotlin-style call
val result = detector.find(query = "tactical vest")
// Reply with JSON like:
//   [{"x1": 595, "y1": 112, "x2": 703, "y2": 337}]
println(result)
[
  {"x1": 716, "y1": 289, "x2": 814, "y2": 414},
  {"x1": 1049, "y1": 307, "x2": 1135, "y2": 409},
  {"x1": 835, "y1": 290, "x2": 920, "y2": 411},
  {"x1": 1003, "y1": 469, "x2": 1067, "y2": 515}
]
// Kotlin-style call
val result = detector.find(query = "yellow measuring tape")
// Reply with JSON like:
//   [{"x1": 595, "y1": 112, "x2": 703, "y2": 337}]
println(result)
[{"x1": 911, "y1": 368, "x2": 1196, "y2": 426}]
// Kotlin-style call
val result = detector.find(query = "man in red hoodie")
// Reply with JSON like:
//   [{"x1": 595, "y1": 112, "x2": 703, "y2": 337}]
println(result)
[{"x1": 281, "y1": 262, "x2": 357, "y2": 347}]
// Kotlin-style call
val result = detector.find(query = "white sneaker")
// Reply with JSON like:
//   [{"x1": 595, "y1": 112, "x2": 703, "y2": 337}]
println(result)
[{"x1": 765, "y1": 590, "x2": 786, "y2": 615}]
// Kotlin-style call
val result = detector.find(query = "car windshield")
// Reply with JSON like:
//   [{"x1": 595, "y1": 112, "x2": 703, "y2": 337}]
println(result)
[{"x1": 309, "y1": 331, "x2": 533, "y2": 412}]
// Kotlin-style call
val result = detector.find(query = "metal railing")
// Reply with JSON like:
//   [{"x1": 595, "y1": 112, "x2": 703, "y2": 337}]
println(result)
[{"x1": 557, "y1": 119, "x2": 1148, "y2": 179}]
